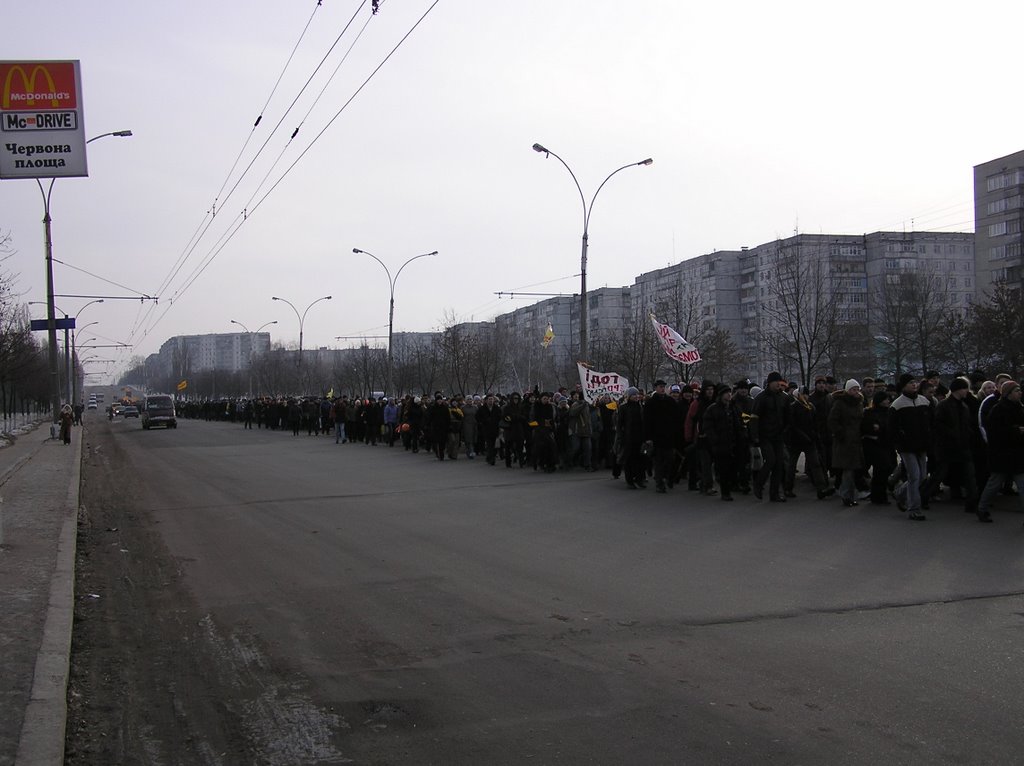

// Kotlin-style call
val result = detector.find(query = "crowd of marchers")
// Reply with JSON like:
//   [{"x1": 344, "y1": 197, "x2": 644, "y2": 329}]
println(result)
[{"x1": 177, "y1": 369, "x2": 1024, "y2": 523}]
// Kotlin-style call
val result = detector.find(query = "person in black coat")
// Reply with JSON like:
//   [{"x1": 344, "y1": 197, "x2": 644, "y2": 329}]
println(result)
[
  {"x1": 750, "y1": 371, "x2": 792, "y2": 501},
  {"x1": 703, "y1": 385, "x2": 744, "y2": 500},
  {"x1": 501, "y1": 392, "x2": 528, "y2": 467},
  {"x1": 615, "y1": 388, "x2": 646, "y2": 488},
  {"x1": 644, "y1": 380, "x2": 681, "y2": 493},
  {"x1": 530, "y1": 392, "x2": 558, "y2": 472},
  {"x1": 427, "y1": 395, "x2": 451, "y2": 460},
  {"x1": 785, "y1": 387, "x2": 831, "y2": 499},
  {"x1": 476, "y1": 394, "x2": 503, "y2": 465},
  {"x1": 977, "y1": 381, "x2": 1024, "y2": 517},
  {"x1": 922, "y1": 377, "x2": 984, "y2": 519},
  {"x1": 861, "y1": 390, "x2": 896, "y2": 505}
]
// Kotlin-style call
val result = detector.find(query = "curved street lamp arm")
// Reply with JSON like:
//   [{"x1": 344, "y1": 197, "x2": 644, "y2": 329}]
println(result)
[
  {"x1": 271, "y1": 296, "x2": 301, "y2": 325},
  {"x1": 300, "y1": 296, "x2": 332, "y2": 326},
  {"x1": 586, "y1": 159, "x2": 653, "y2": 233},
  {"x1": 354, "y1": 249, "x2": 394, "y2": 296},
  {"x1": 230, "y1": 319, "x2": 251, "y2": 333},
  {"x1": 255, "y1": 320, "x2": 278, "y2": 334},
  {"x1": 534, "y1": 146, "x2": 587, "y2": 233},
  {"x1": 393, "y1": 251, "x2": 438, "y2": 286}
]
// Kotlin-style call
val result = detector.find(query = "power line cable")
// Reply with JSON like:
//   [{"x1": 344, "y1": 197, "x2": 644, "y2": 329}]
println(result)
[
  {"x1": 135, "y1": 1, "x2": 440, "y2": 346},
  {"x1": 212, "y1": 0, "x2": 325, "y2": 208},
  {"x1": 138, "y1": 2, "x2": 365, "y2": 343}
]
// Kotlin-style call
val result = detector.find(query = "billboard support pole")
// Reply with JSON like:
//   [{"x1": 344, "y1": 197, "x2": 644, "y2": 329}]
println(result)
[{"x1": 39, "y1": 178, "x2": 61, "y2": 424}]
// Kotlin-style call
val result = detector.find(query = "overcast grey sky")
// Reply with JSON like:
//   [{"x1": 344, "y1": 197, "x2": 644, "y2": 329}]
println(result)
[{"x1": 2, "y1": 1, "x2": 1021, "y2": 380}]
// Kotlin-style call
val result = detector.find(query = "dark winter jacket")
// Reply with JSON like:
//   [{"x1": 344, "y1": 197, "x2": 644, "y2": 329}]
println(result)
[
  {"x1": 787, "y1": 399, "x2": 820, "y2": 452},
  {"x1": 888, "y1": 393, "x2": 932, "y2": 454},
  {"x1": 827, "y1": 390, "x2": 864, "y2": 469},
  {"x1": 703, "y1": 401, "x2": 744, "y2": 458},
  {"x1": 986, "y1": 398, "x2": 1024, "y2": 474},
  {"x1": 750, "y1": 388, "x2": 791, "y2": 444},
  {"x1": 476, "y1": 402, "x2": 503, "y2": 441},
  {"x1": 614, "y1": 399, "x2": 644, "y2": 460},
  {"x1": 933, "y1": 395, "x2": 975, "y2": 463},
  {"x1": 643, "y1": 393, "x2": 680, "y2": 448}
]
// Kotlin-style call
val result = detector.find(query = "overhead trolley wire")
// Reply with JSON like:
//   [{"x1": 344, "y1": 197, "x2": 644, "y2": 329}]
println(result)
[
  {"x1": 134, "y1": 0, "x2": 440, "y2": 346},
  {"x1": 136, "y1": 1, "x2": 347, "y2": 343},
  {"x1": 131, "y1": 1, "x2": 370, "y2": 347},
  {"x1": 211, "y1": 0, "x2": 326, "y2": 209}
]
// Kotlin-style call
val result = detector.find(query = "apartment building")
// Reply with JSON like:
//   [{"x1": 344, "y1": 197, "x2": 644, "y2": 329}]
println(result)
[{"x1": 974, "y1": 150, "x2": 1024, "y2": 292}]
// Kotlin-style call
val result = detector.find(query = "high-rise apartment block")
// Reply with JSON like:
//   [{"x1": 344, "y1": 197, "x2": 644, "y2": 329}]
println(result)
[{"x1": 974, "y1": 149, "x2": 1024, "y2": 292}]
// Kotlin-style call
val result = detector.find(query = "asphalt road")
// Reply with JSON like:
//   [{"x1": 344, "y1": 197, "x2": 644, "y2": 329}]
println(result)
[{"x1": 80, "y1": 415, "x2": 1024, "y2": 764}]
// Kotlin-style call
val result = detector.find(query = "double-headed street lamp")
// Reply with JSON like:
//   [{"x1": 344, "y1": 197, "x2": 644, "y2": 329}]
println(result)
[
  {"x1": 271, "y1": 295, "x2": 331, "y2": 369},
  {"x1": 352, "y1": 247, "x2": 438, "y2": 396},
  {"x1": 29, "y1": 297, "x2": 104, "y2": 406},
  {"x1": 38, "y1": 130, "x2": 131, "y2": 422},
  {"x1": 231, "y1": 319, "x2": 278, "y2": 396},
  {"x1": 532, "y1": 143, "x2": 652, "y2": 361}
]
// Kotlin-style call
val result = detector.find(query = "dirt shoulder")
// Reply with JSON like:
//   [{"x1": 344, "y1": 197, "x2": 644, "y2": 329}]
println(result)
[{"x1": 64, "y1": 420, "x2": 253, "y2": 764}]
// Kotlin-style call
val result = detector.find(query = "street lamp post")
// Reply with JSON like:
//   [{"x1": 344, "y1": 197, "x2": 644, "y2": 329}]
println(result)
[
  {"x1": 352, "y1": 247, "x2": 438, "y2": 396},
  {"x1": 38, "y1": 130, "x2": 131, "y2": 423},
  {"x1": 73, "y1": 319, "x2": 100, "y2": 405},
  {"x1": 271, "y1": 295, "x2": 331, "y2": 371},
  {"x1": 230, "y1": 319, "x2": 278, "y2": 397},
  {"x1": 531, "y1": 143, "x2": 652, "y2": 361}
]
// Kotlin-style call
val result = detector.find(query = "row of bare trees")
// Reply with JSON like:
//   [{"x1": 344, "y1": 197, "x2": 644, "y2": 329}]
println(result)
[
  {"x1": 754, "y1": 238, "x2": 1023, "y2": 386},
  {"x1": 118, "y1": 248, "x2": 1024, "y2": 400},
  {"x1": 0, "y1": 231, "x2": 53, "y2": 422}
]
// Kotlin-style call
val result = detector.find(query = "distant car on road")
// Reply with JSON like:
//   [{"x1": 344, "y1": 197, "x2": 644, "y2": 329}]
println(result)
[
  {"x1": 122, "y1": 406, "x2": 139, "y2": 418},
  {"x1": 141, "y1": 394, "x2": 177, "y2": 429},
  {"x1": 87, "y1": 402, "x2": 98, "y2": 410}
]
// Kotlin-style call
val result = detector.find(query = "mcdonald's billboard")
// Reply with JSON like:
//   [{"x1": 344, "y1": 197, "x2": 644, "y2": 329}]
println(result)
[{"x1": 0, "y1": 60, "x2": 87, "y2": 179}]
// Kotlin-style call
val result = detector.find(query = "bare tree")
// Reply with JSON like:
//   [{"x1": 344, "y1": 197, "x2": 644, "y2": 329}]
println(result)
[
  {"x1": 438, "y1": 311, "x2": 475, "y2": 395},
  {"x1": 603, "y1": 309, "x2": 657, "y2": 390},
  {"x1": 690, "y1": 326, "x2": 743, "y2": 385},
  {"x1": 971, "y1": 283, "x2": 1024, "y2": 377},
  {"x1": 757, "y1": 240, "x2": 841, "y2": 388},
  {"x1": 469, "y1": 322, "x2": 507, "y2": 394}
]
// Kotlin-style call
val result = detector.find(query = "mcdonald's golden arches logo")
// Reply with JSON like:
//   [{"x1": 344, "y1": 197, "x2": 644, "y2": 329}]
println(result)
[{"x1": 0, "y1": 62, "x2": 77, "y2": 110}]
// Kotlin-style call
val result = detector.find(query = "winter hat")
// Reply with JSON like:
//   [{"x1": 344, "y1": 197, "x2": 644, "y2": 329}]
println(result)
[
  {"x1": 715, "y1": 384, "x2": 733, "y2": 398},
  {"x1": 1000, "y1": 380, "x2": 1021, "y2": 397},
  {"x1": 625, "y1": 387, "x2": 640, "y2": 397},
  {"x1": 765, "y1": 371, "x2": 784, "y2": 386},
  {"x1": 654, "y1": 379, "x2": 667, "y2": 387},
  {"x1": 669, "y1": 384, "x2": 681, "y2": 393},
  {"x1": 749, "y1": 385, "x2": 764, "y2": 399},
  {"x1": 897, "y1": 373, "x2": 917, "y2": 391},
  {"x1": 949, "y1": 377, "x2": 970, "y2": 393},
  {"x1": 872, "y1": 390, "x2": 892, "y2": 406},
  {"x1": 845, "y1": 379, "x2": 861, "y2": 392}
]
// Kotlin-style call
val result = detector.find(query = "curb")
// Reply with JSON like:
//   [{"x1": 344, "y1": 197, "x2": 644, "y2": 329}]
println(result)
[{"x1": 14, "y1": 426, "x2": 83, "y2": 765}]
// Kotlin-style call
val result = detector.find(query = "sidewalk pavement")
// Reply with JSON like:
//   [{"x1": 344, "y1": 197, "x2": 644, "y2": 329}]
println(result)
[{"x1": 0, "y1": 421, "x2": 82, "y2": 766}]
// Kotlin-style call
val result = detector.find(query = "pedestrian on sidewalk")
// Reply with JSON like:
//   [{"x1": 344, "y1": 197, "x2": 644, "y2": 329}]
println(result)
[{"x1": 59, "y1": 404, "x2": 73, "y2": 445}]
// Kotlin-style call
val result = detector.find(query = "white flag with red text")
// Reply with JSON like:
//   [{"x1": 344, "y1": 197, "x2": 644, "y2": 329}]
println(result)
[{"x1": 650, "y1": 314, "x2": 701, "y2": 364}]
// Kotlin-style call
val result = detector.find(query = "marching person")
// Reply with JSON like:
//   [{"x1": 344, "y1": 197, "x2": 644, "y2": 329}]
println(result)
[
  {"x1": 890, "y1": 374, "x2": 932, "y2": 521},
  {"x1": 828, "y1": 379, "x2": 865, "y2": 507}
]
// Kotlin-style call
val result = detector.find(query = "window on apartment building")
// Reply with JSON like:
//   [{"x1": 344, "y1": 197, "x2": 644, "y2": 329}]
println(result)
[
  {"x1": 989, "y1": 222, "x2": 1008, "y2": 237},
  {"x1": 965, "y1": 277, "x2": 973, "y2": 288},
  {"x1": 885, "y1": 259, "x2": 899, "y2": 270}
]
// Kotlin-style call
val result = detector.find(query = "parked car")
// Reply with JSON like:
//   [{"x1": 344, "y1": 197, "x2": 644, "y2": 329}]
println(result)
[
  {"x1": 141, "y1": 394, "x2": 177, "y2": 429},
  {"x1": 122, "y1": 406, "x2": 139, "y2": 418},
  {"x1": 87, "y1": 401, "x2": 97, "y2": 410}
]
